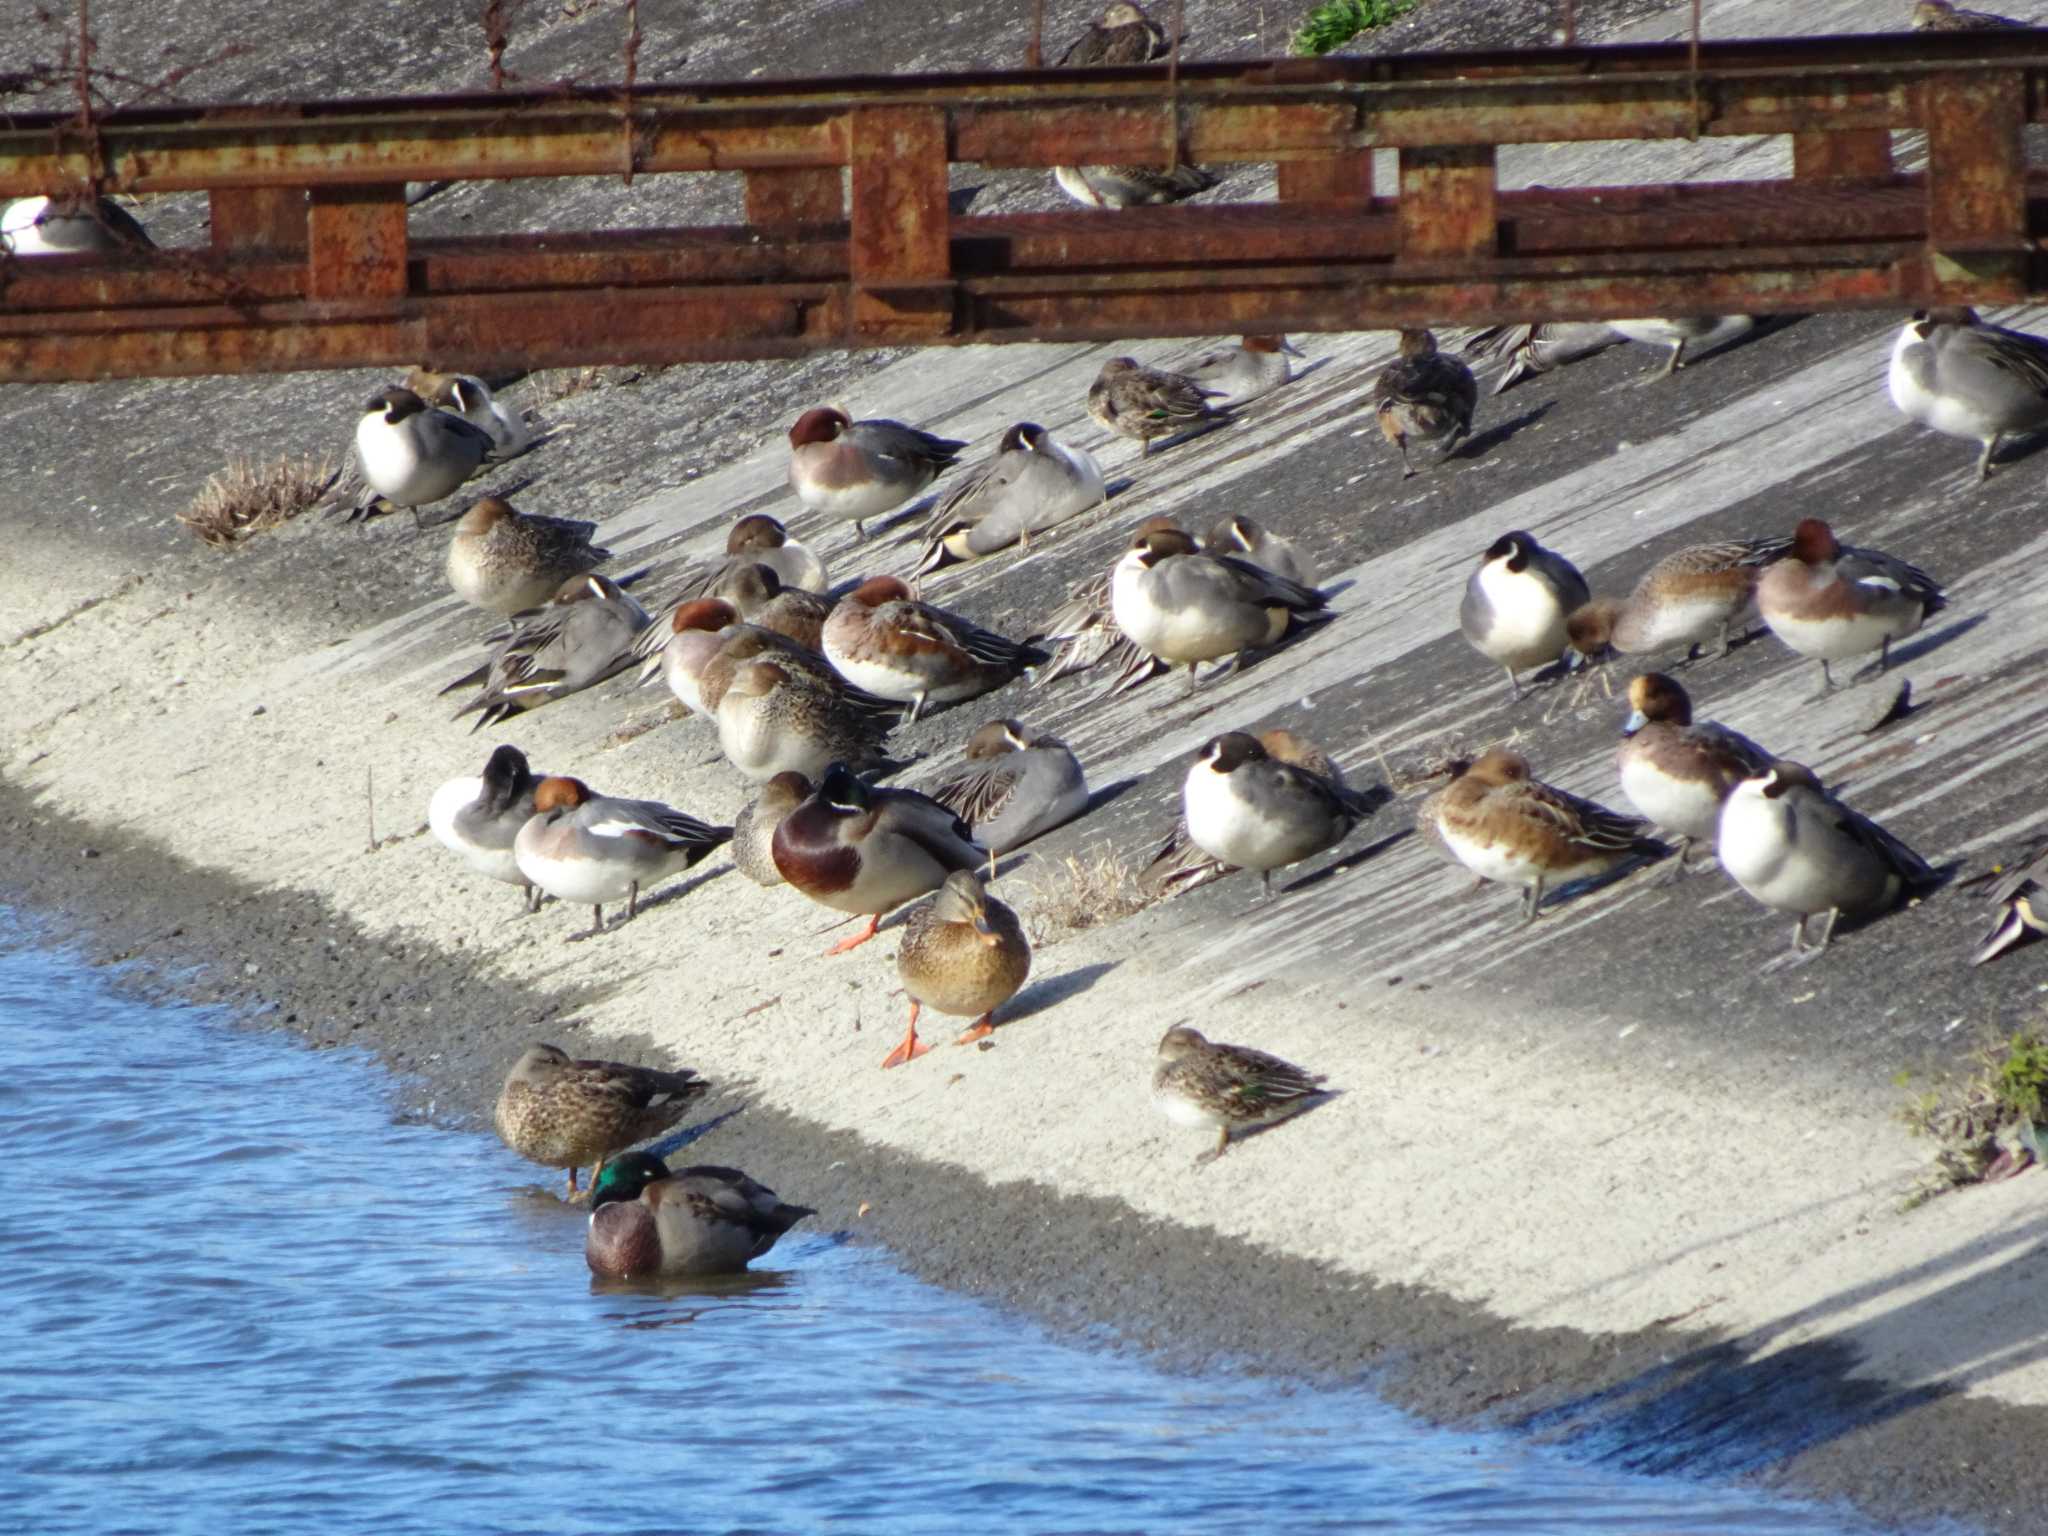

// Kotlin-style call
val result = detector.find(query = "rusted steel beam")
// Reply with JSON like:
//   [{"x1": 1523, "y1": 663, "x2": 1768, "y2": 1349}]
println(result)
[
  {"x1": 1792, "y1": 129, "x2": 1895, "y2": 182},
  {"x1": 847, "y1": 106, "x2": 953, "y2": 339},
  {"x1": 211, "y1": 187, "x2": 307, "y2": 252},
  {"x1": 1276, "y1": 152, "x2": 1375, "y2": 203},
  {"x1": 744, "y1": 166, "x2": 845, "y2": 231},
  {"x1": 1398, "y1": 146, "x2": 1496, "y2": 261},
  {"x1": 1924, "y1": 69, "x2": 2029, "y2": 297},
  {"x1": 307, "y1": 185, "x2": 407, "y2": 300}
]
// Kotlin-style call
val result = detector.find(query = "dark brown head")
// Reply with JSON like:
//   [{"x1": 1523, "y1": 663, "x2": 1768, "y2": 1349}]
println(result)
[
  {"x1": 553, "y1": 572, "x2": 619, "y2": 605},
  {"x1": 671, "y1": 597, "x2": 739, "y2": 636},
  {"x1": 1398, "y1": 328, "x2": 1440, "y2": 360},
  {"x1": 963, "y1": 719, "x2": 1034, "y2": 760},
  {"x1": 1911, "y1": 306, "x2": 1979, "y2": 335},
  {"x1": 1201, "y1": 732, "x2": 1269, "y2": 774},
  {"x1": 715, "y1": 562, "x2": 783, "y2": 612},
  {"x1": 1565, "y1": 598, "x2": 1622, "y2": 659},
  {"x1": 847, "y1": 574, "x2": 915, "y2": 607},
  {"x1": 1098, "y1": 356, "x2": 1141, "y2": 379},
  {"x1": 455, "y1": 496, "x2": 516, "y2": 535},
  {"x1": 1464, "y1": 748, "x2": 1531, "y2": 787},
  {"x1": 1129, "y1": 526, "x2": 1200, "y2": 566},
  {"x1": 531, "y1": 776, "x2": 594, "y2": 813},
  {"x1": 788, "y1": 407, "x2": 850, "y2": 449},
  {"x1": 1757, "y1": 760, "x2": 1824, "y2": 798},
  {"x1": 1134, "y1": 514, "x2": 1187, "y2": 542},
  {"x1": 727, "y1": 513, "x2": 789, "y2": 555},
  {"x1": 364, "y1": 386, "x2": 427, "y2": 422},
  {"x1": 1624, "y1": 672, "x2": 1692, "y2": 732},
  {"x1": 728, "y1": 659, "x2": 789, "y2": 700},
  {"x1": 1483, "y1": 531, "x2": 1534, "y2": 572},
  {"x1": 1790, "y1": 518, "x2": 1840, "y2": 565},
  {"x1": 999, "y1": 422, "x2": 1044, "y2": 454},
  {"x1": 757, "y1": 771, "x2": 814, "y2": 817}
]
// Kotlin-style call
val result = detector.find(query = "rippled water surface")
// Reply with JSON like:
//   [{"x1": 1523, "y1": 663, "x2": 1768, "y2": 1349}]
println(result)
[{"x1": 0, "y1": 934, "x2": 1906, "y2": 1536}]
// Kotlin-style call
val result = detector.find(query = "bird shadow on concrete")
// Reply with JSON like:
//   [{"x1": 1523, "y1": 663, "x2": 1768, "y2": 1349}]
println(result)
[
  {"x1": 622, "y1": 863, "x2": 733, "y2": 923},
  {"x1": 1455, "y1": 400, "x2": 1555, "y2": 464},
  {"x1": 1148, "y1": 417, "x2": 1236, "y2": 457},
  {"x1": 1000, "y1": 959, "x2": 1121, "y2": 1026},
  {"x1": 1279, "y1": 824, "x2": 1411, "y2": 897},
  {"x1": 1204, "y1": 1089, "x2": 1345, "y2": 1165},
  {"x1": 647, "y1": 1105, "x2": 748, "y2": 1162},
  {"x1": 1083, "y1": 775, "x2": 1146, "y2": 816},
  {"x1": 868, "y1": 496, "x2": 940, "y2": 544},
  {"x1": 1885, "y1": 612, "x2": 1987, "y2": 671}
]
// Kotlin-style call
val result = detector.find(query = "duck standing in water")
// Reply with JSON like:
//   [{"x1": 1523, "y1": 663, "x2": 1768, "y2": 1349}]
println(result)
[
  {"x1": 587, "y1": 1153, "x2": 815, "y2": 1278},
  {"x1": 494, "y1": 1044, "x2": 709, "y2": 1199}
]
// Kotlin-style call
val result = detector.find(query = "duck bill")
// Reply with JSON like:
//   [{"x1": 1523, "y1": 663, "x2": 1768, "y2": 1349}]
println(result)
[
  {"x1": 973, "y1": 912, "x2": 1000, "y2": 946},
  {"x1": 1622, "y1": 708, "x2": 1648, "y2": 737}
]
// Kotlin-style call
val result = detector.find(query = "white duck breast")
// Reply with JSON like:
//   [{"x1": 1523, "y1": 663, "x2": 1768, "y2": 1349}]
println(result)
[
  {"x1": 1464, "y1": 557, "x2": 1572, "y2": 670},
  {"x1": 1153, "y1": 1086, "x2": 1220, "y2": 1130},
  {"x1": 1110, "y1": 554, "x2": 1280, "y2": 662},
  {"x1": 356, "y1": 410, "x2": 485, "y2": 507},
  {"x1": 1616, "y1": 756, "x2": 1723, "y2": 844},
  {"x1": 1716, "y1": 783, "x2": 1889, "y2": 916},
  {"x1": 715, "y1": 689, "x2": 814, "y2": 781},
  {"x1": 1438, "y1": 819, "x2": 1610, "y2": 889},
  {"x1": 1181, "y1": 760, "x2": 1324, "y2": 871},
  {"x1": 1887, "y1": 323, "x2": 1946, "y2": 428},
  {"x1": 1764, "y1": 583, "x2": 1920, "y2": 661},
  {"x1": 1618, "y1": 591, "x2": 1755, "y2": 653},
  {"x1": 428, "y1": 775, "x2": 524, "y2": 885},
  {"x1": 515, "y1": 824, "x2": 640, "y2": 906}
]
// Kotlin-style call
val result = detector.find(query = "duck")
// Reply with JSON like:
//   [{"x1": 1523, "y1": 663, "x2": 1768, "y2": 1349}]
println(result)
[
  {"x1": 697, "y1": 625, "x2": 869, "y2": 720},
  {"x1": 1032, "y1": 515, "x2": 1190, "y2": 693},
  {"x1": 404, "y1": 366, "x2": 531, "y2": 458},
  {"x1": 1, "y1": 194, "x2": 153, "y2": 255},
  {"x1": 512, "y1": 776, "x2": 732, "y2": 938},
  {"x1": 716, "y1": 658, "x2": 905, "y2": 782},
  {"x1": 1463, "y1": 320, "x2": 1623, "y2": 395},
  {"x1": 1973, "y1": 845, "x2": 2048, "y2": 964},
  {"x1": 586, "y1": 1152, "x2": 815, "y2": 1278},
  {"x1": 1887, "y1": 306, "x2": 2048, "y2": 479},
  {"x1": 888, "y1": 871, "x2": 1032, "y2": 1068},
  {"x1": 1717, "y1": 761, "x2": 1938, "y2": 963},
  {"x1": 772, "y1": 763, "x2": 987, "y2": 954},
  {"x1": 929, "y1": 719, "x2": 1090, "y2": 859},
  {"x1": 1182, "y1": 731, "x2": 1384, "y2": 896},
  {"x1": 444, "y1": 496, "x2": 609, "y2": 616},
  {"x1": 1611, "y1": 315, "x2": 1755, "y2": 378},
  {"x1": 787, "y1": 406, "x2": 967, "y2": 536},
  {"x1": 1088, "y1": 357, "x2": 1230, "y2": 456},
  {"x1": 915, "y1": 423, "x2": 1107, "y2": 574},
  {"x1": 634, "y1": 597, "x2": 743, "y2": 713},
  {"x1": 1569, "y1": 537, "x2": 1791, "y2": 665},
  {"x1": 1201, "y1": 513, "x2": 1315, "y2": 587},
  {"x1": 1459, "y1": 530, "x2": 1591, "y2": 700},
  {"x1": 1152, "y1": 1024, "x2": 1330, "y2": 1165},
  {"x1": 1615, "y1": 673, "x2": 1774, "y2": 876},
  {"x1": 493, "y1": 1043, "x2": 708, "y2": 1199},
  {"x1": 352, "y1": 385, "x2": 497, "y2": 527},
  {"x1": 711, "y1": 563, "x2": 831, "y2": 651},
  {"x1": 1144, "y1": 729, "x2": 1352, "y2": 897},
  {"x1": 1374, "y1": 328, "x2": 1477, "y2": 475},
  {"x1": 1755, "y1": 518, "x2": 1945, "y2": 691},
  {"x1": 1050, "y1": 5, "x2": 1219, "y2": 208},
  {"x1": 1435, "y1": 748, "x2": 1667, "y2": 925},
  {"x1": 1913, "y1": 0, "x2": 2024, "y2": 28},
  {"x1": 1179, "y1": 336, "x2": 1303, "y2": 407},
  {"x1": 822, "y1": 575, "x2": 1047, "y2": 721},
  {"x1": 1110, "y1": 525, "x2": 1329, "y2": 680},
  {"x1": 724, "y1": 512, "x2": 828, "y2": 593},
  {"x1": 445, "y1": 573, "x2": 651, "y2": 729},
  {"x1": 732, "y1": 772, "x2": 813, "y2": 887},
  {"x1": 427, "y1": 743, "x2": 547, "y2": 910}
]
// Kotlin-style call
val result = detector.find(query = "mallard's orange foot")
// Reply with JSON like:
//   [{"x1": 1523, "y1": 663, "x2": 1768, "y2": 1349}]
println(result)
[
  {"x1": 825, "y1": 915, "x2": 882, "y2": 956},
  {"x1": 881, "y1": 1028, "x2": 930, "y2": 1070},
  {"x1": 953, "y1": 1019, "x2": 995, "y2": 1046}
]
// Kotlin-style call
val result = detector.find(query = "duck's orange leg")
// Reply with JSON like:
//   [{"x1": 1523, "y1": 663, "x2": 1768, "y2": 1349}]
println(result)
[
  {"x1": 825, "y1": 914, "x2": 882, "y2": 956},
  {"x1": 881, "y1": 1001, "x2": 931, "y2": 1070},
  {"x1": 953, "y1": 1014, "x2": 995, "y2": 1046}
]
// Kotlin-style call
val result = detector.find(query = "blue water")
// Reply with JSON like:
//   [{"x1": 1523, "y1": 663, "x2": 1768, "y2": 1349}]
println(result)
[{"x1": 0, "y1": 931, "x2": 1909, "y2": 1536}]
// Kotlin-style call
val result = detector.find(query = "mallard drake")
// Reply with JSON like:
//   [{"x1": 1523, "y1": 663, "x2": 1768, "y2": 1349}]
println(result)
[
  {"x1": 1088, "y1": 357, "x2": 1230, "y2": 457},
  {"x1": 427, "y1": 743, "x2": 546, "y2": 910},
  {"x1": 1373, "y1": 329, "x2": 1476, "y2": 476},
  {"x1": 1152, "y1": 1023, "x2": 1330, "y2": 1165},
  {"x1": 1755, "y1": 519, "x2": 1945, "y2": 692},
  {"x1": 888, "y1": 871, "x2": 1031, "y2": 1068},
  {"x1": 1459, "y1": 530, "x2": 1590, "y2": 701},
  {"x1": 772, "y1": 763, "x2": 986, "y2": 954},
  {"x1": 493, "y1": 1044, "x2": 708, "y2": 1198},
  {"x1": 787, "y1": 407, "x2": 967, "y2": 536},
  {"x1": 586, "y1": 1152, "x2": 814, "y2": 1277},
  {"x1": 444, "y1": 496, "x2": 608, "y2": 616},
  {"x1": 512, "y1": 776, "x2": 731, "y2": 938},
  {"x1": 1718, "y1": 761, "x2": 1938, "y2": 963},
  {"x1": 732, "y1": 772, "x2": 813, "y2": 887},
  {"x1": 822, "y1": 575, "x2": 1046, "y2": 721}
]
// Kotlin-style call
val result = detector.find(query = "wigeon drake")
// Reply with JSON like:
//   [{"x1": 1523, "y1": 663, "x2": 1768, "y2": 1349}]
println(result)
[
  {"x1": 1973, "y1": 844, "x2": 2048, "y2": 965},
  {"x1": 1152, "y1": 1024, "x2": 1330, "y2": 1166},
  {"x1": 633, "y1": 597, "x2": 742, "y2": 713},
  {"x1": 1755, "y1": 518, "x2": 1945, "y2": 691},
  {"x1": 732, "y1": 772, "x2": 813, "y2": 887},
  {"x1": 1459, "y1": 531, "x2": 1590, "y2": 700},
  {"x1": 1110, "y1": 525, "x2": 1329, "y2": 681},
  {"x1": 888, "y1": 871, "x2": 1032, "y2": 1068},
  {"x1": 512, "y1": 776, "x2": 732, "y2": 939},
  {"x1": 1144, "y1": 729, "x2": 1353, "y2": 897},
  {"x1": 444, "y1": 495, "x2": 609, "y2": 616},
  {"x1": 445, "y1": 573, "x2": 651, "y2": 729},
  {"x1": 493, "y1": 1043, "x2": 709, "y2": 1199},
  {"x1": 1615, "y1": 673, "x2": 1774, "y2": 877},
  {"x1": 428, "y1": 744, "x2": 548, "y2": 910},
  {"x1": 1088, "y1": 357, "x2": 1231, "y2": 456},
  {"x1": 1568, "y1": 537, "x2": 1791, "y2": 664},
  {"x1": 1182, "y1": 731, "x2": 1386, "y2": 897},
  {"x1": 1373, "y1": 328, "x2": 1476, "y2": 476},
  {"x1": 352, "y1": 385, "x2": 496, "y2": 527},
  {"x1": 822, "y1": 576, "x2": 1047, "y2": 722},
  {"x1": 929, "y1": 719, "x2": 1090, "y2": 862},
  {"x1": 771, "y1": 763, "x2": 986, "y2": 955},
  {"x1": 786, "y1": 407, "x2": 966, "y2": 536},
  {"x1": 1435, "y1": 748, "x2": 1668, "y2": 925},
  {"x1": 1464, "y1": 321, "x2": 1623, "y2": 395},
  {"x1": 1180, "y1": 335, "x2": 1304, "y2": 408},
  {"x1": 1611, "y1": 315, "x2": 1754, "y2": 379},
  {"x1": 586, "y1": 1153, "x2": 813, "y2": 1278},
  {"x1": 915, "y1": 423, "x2": 1107, "y2": 574},
  {"x1": 716, "y1": 658, "x2": 905, "y2": 783},
  {"x1": 1716, "y1": 761, "x2": 1938, "y2": 964},
  {"x1": 1888, "y1": 306, "x2": 2048, "y2": 479}
]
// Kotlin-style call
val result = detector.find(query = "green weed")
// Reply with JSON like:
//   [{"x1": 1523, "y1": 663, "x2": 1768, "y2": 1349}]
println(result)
[{"x1": 1290, "y1": 0, "x2": 1416, "y2": 56}]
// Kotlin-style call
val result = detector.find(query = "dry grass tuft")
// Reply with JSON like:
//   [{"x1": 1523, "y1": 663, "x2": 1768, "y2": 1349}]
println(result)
[
  {"x1": 1898, "y1": 1026, "x2": 2048, "y2": 1207},
  {"x1": 178, "y1": 453, "x2": 337, "y2": 547},
  {"x1": 1021, "y1": 844, "x2": 1153, "y2": 945},
  {"x1": 524, "y1": 363, "x2": 661, "y2": 407}
]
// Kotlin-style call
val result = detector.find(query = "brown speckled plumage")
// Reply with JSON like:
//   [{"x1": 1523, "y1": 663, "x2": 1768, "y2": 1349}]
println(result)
[
  {"x1": 492, "y1": 1043, "x2": 708, "y2": 1198},
  {"x1": 1151, "y1": 1024, "x2": 1329, "y2": 1164}
]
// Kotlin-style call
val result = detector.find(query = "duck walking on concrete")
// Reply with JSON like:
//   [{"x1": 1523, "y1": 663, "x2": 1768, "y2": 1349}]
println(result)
[
  {"x1": 1374, "y1": 328, "x2": 1477, "y2": 475},
  {"x1": 1152, "y1": 1024, "x2": 1330, "y2": 1165},
  {"x1": 1089, "y1": 357, "x2": 1231, "y2": 457},
  {"x1": 1888, "y1": 306, "x2": 2048, "y2": 480}
]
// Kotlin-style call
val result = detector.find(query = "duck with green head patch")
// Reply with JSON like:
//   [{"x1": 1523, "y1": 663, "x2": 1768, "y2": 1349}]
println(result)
[{"x1": 586, "y1": 1153, "x2": 816, "y2": 1278}]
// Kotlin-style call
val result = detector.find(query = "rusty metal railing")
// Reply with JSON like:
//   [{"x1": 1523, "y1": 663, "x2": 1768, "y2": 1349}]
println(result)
[{"x1": 2, "y1": 31, "x2": 2046, "y2": 381}]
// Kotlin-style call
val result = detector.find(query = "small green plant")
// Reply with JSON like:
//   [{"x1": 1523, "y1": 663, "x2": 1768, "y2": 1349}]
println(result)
[
  {"x1": 1290, "y1": 0, "x2": 1416, "y2": 56},
  {"x1": 1897, "y1": 1028, "x2": 2048, "y2": 1206}
]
